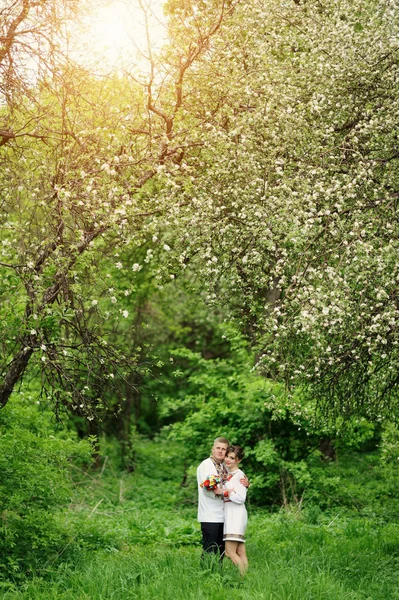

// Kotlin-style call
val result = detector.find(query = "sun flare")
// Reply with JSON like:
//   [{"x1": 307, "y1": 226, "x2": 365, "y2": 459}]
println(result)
[{"x1": 79, "y1": 0, "x2": 167, "y2": 69}]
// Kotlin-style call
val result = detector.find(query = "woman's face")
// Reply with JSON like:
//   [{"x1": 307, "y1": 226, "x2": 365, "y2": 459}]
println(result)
[{"x1": 224, "y1": 451, "x2": 239, "y2": 471}]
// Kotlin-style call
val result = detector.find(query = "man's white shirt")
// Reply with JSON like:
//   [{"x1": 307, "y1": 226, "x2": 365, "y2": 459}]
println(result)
[{"x1": 197, "y1": 457, "x2": 224, "y2": 523}]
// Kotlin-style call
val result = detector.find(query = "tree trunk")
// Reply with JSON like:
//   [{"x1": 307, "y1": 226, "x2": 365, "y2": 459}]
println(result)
[
  {"x1": 0, "y1": 344, "x2": 33, "y2": 408},
  {"x1": 120, "y1": 381, "x2": 135, "y2": 472},
  {"x1": 319, "y1": 438, "x2": 336, "y2": 461}
]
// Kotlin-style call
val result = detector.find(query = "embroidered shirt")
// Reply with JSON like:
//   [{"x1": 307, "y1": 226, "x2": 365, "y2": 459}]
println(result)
[{"x1": 197, "y1": 457, "x2": 225, "y2": 523}]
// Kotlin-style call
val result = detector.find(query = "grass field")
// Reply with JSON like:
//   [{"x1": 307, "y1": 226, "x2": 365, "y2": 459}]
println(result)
[
  {"x1": 2, "y1": 509, "x2": 399, "y2": 599},
  {"x1": 2, "y1": 440, "x2": 399, "y2": 599}
]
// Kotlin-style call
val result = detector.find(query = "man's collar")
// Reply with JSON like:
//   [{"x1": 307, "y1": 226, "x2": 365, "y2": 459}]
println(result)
[{"x1": 210, "y1": 455, "x2": 222, "y2": 465}]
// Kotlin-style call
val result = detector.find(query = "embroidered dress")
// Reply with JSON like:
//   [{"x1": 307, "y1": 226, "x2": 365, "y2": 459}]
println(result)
[{"x1": 223, "y1": 468, "x2": 247, "y2": 543}]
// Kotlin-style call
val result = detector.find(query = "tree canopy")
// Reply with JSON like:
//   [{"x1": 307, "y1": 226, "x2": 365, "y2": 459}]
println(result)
[{"x1": 1, "y1": 0, "x2": 399, "y2": 420}]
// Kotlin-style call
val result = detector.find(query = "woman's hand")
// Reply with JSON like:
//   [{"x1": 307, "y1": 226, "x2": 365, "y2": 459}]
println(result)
[{"x1": 214, "y1": 485, "x2": 224, "y2": 495}]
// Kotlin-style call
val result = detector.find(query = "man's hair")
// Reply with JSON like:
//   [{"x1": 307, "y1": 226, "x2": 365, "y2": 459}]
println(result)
[{"x1": 213, "y1": 437, "x2": 229, "y2": 446}]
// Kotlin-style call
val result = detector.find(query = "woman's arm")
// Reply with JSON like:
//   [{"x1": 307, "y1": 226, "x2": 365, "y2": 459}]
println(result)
[{"x1": 227, "y1": 474, "x2": 247, "y2": 504}]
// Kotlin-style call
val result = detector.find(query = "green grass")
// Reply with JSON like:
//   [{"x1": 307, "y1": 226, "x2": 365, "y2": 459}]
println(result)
[
  {"x1": 2, "y1": 439, "x2": 399, "y2": 599},
  {"x1": 2, "y1": 511, "x2": 399, "y2": 599}
]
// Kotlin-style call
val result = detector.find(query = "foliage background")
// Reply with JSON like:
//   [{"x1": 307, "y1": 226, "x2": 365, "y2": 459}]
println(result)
[{"x1": 1, "y1": 0, "x2": 399, "y2": 596}]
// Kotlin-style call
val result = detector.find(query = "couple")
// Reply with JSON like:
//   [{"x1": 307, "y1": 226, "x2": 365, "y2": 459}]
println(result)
[{"x1": 197, "y1": 436, "x2": 248, "y2": 575}]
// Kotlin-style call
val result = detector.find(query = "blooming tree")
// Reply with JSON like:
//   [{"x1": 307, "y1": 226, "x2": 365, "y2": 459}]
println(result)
[
  {"x1": 158, "y1": 0, "x2": 399, "y2": 418},
  {"x1": 0, "y1": 0, "x2": 236, "y2": 412},
  {"x1": 1, "y1": 0, "x2": 399, "y2": 422}
]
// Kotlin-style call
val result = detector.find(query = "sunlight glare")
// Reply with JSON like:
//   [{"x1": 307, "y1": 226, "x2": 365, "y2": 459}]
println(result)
[{"x1": 80, "y1": 0, "x2": 167, "y2": 70}]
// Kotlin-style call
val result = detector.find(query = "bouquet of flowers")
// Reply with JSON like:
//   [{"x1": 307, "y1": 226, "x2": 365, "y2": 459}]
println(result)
[{"x1": 200, "y1": 474, "x2": 221, "y2": 491}]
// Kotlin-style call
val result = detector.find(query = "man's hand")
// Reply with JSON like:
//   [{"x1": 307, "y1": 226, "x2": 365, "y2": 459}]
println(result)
[{"x1": 240, "y1": 475, "x2": 249, "y2": 488}]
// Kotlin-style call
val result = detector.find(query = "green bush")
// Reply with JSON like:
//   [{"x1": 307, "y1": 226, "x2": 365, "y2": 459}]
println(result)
[
  {"x1": 0, "y1": 401, "x2": 92, "y2": 581},
  {"x1": 161, "y1": 344, "x2": 379, "y2": 507}
]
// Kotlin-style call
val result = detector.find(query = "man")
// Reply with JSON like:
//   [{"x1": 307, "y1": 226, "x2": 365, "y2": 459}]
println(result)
[
  {"x1": 197, "y1": 437, "x2": 229, "y2": 557},
  {"x1": 197, "y1": 437, "x2": 249, "y2": 557}
]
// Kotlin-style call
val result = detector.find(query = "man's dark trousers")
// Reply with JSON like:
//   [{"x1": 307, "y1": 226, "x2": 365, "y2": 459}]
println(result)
[{"x1": 201, "y1": 522, "x2": 224, "y2": 557}]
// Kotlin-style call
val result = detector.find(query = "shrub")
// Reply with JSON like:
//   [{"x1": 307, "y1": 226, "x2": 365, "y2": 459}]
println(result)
[{"x1": 0, "y1": 401, "x2": 92, "y2": 581}]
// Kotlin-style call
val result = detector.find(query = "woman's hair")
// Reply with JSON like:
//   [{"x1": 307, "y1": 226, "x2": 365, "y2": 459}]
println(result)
[{"x1": 226, "y1": 445, "x2": 244, "y2": 461}]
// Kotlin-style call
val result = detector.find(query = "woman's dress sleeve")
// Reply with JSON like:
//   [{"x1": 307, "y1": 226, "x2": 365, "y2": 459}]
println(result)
[{"x1": 229, "y1": 472, "x2": 247, "y2": 504}]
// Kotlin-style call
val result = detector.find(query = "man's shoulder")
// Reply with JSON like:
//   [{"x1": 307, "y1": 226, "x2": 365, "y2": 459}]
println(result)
[{"x1": 197, "y1": 457, "x2": 213, "y2": 471}]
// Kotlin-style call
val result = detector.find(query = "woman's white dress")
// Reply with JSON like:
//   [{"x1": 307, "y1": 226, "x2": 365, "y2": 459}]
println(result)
[{"x1": 223, "y1": 469, "x2": 247, "y2": 543}]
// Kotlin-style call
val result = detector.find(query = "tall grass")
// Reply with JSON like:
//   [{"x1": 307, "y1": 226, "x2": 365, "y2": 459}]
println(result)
[
  {"x1": 3, "y1": 511, "x2": 399, "y2": 599},
  {"x1": 2, "y1": 439, "x2": 399, "y2": 599}
]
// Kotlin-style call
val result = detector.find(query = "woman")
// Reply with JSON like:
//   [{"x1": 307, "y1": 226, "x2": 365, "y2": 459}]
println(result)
[{"x1": 222, "y1": 445, "x2": 248, "y2": 575}]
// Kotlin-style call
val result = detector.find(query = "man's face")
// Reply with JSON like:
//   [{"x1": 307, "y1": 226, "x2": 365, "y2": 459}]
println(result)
[{"x1": 212, "y1": 442, "x2": 228, "y2": 462}]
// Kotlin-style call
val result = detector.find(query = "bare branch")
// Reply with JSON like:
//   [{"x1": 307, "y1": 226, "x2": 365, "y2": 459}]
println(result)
[{"x1": 0, "y1": 0, "x2": 30, "y2": 65}]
